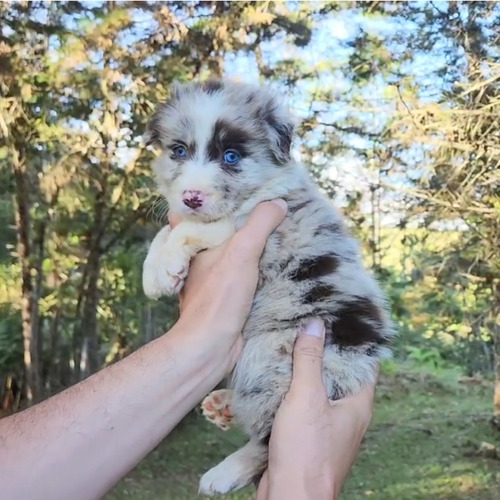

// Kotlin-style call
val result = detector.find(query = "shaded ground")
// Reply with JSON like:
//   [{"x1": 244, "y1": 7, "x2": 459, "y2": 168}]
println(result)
[{"x1": 106, "y1": 365, "x2": 500, "y2": 500}]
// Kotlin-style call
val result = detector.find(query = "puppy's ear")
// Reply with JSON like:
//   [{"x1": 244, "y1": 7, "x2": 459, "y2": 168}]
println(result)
[
  {"x1": 143, "y1": 106, "x2": 165, "y2": 148},
  {"x1": 143, "y1": 82, "x2": 184, "y2": 148},
  {"x1": 257, "y1": 98, "x2": 295, "y2": 164},
  {"x1": 266, "y1": 114, "x2": 294, "y2": 163}
]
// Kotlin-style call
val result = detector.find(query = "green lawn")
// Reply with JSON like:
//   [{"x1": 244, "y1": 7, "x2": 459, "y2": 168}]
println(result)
[{"x1": 106, "y1": 365, "x2": 500, "y2": 500}]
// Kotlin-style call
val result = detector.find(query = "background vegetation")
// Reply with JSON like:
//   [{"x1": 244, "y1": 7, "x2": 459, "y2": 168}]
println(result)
[{"x1": 1, "y1": 1, "x2": 499, "y2": 498}]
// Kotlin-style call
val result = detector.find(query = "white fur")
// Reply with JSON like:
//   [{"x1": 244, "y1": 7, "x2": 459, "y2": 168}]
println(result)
[
  {"x1": 143, "y1": 218, "x2": 235, "y2": 299},
  {"x1": 198, "y1": 440, "x2": 267, "y2": 496}
]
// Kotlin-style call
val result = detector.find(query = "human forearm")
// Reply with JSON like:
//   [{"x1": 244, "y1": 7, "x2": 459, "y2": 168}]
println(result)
[
  {"x1": 266, "y1": 468, "x2": 337, "y2": 500},
  {"x1": 0, "y1": 322, "x2": 227, "y2": 500}
]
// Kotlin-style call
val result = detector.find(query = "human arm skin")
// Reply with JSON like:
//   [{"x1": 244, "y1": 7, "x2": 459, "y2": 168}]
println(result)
[
  {"x1": 256, "y1": 319, "x2": 377, "y2": 500},
  {"x1": 0, "y1": 199, "x2": 287, "y2": 500}
]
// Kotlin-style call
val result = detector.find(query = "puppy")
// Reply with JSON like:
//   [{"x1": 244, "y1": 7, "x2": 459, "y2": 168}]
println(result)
[{"x1": 142, "y1": 79, "x2": 395, "y2": 496}]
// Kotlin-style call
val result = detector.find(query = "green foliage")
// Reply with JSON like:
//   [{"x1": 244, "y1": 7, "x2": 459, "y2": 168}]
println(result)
[
  {"x1": 378, "y1": 227, "x2": 495, "y2": 376},
  {"x1": 0, "y1": 306, "x2": 22, "y2": 373}
]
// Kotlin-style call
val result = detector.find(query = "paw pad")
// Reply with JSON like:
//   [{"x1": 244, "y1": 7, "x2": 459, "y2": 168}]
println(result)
[{"x1": 201, "y1": 390, "x2": 234, "y2": 431}]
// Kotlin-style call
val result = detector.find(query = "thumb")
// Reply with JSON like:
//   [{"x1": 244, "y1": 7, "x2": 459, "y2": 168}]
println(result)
[
  {"x1": 290, "y1": 318, "x2": 327, "y2": 393},
  {"x1": 229, "y1": 199, "x2": 287, "y2": 262}
]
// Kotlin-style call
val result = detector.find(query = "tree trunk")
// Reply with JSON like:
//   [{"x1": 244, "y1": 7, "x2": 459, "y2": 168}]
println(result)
[
  {"x1": 47, "y1": 307, "x2": 62, "y2": 393},
  {"x1": 72, "y1": 269, "x2": 88, "y2": 383},
  {"x1": 494, "y1": 334, "x2": 500, "y2": 428},
  {"x1": 12, "y1": 149, "x2": 41, "y2": 404},
  {"x1": 143, "y1": 301, "x2": 153, "y2": 344},
  {"x1": 33, "y1": 219, "x2": 46, "y2": 395},
  {"x1": 81, "y1": 247, "x2": 102, "y2": 375},
  {"x1": 492, "y1": 283, "x2": 500, "y2": 429},
  {"x1": 76, "y1": 189, "x2": 106, "y2": 378}
]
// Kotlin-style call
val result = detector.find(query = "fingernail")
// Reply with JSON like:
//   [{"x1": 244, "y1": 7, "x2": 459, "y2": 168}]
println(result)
[
  {"x1": 303, "y1": 318, "x2": 325, "y2": 338},
  {"x1": 271, "y1": 198, "x2": 288, "y2": 212}
]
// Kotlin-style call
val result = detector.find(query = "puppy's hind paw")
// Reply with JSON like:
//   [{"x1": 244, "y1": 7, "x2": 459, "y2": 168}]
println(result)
[
  {"x1": 199, "y1": 440, "x2": 267, "y2": 496},
  {"x1": 201, "y1": 389, "x2": 234, "y2": 431}
]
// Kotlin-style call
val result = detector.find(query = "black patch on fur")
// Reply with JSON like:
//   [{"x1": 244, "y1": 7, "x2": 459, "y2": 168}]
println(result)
[
  {"x1": 290, "y1": 255, "x2": 339, "y2": 282},
  {"x1": 260, "y1": 432, "x2": 271, "y2": 446},
  {"x1": 239, "y1": 385, "x2": 264, "y2": 398},
  {"x1": 254, "y1": 101, "x2": 294, "y2": 164},
  {"x1": 202, "y1": 79, "x2": 224, "y2": 94},
  {"x1": 278, "y1": 345, "x2": 289, "y2": 356},
  {"x1": 313, "y1": 222, "x2": 342, "y2": 237},
  {"x1": 264, "y1": 107, "x2": 293, "y2": 163},
  {"x1": 330, "y1": 297, "x2": 388, "y2": 347},
  {"x1": 245, "y1": 93, "x2": 255, "y2": 104},
  {"x1": 288, "y1": 199, "x2": 313, "y2": 214},
  {"x1": 279, "y1": 256, "x2": 294, "y2": 273},
  {"x1": 207, "y1": 119, "x2": 250, "y2": 173},
  {"x1": 277, "y1": 311, "x2": 328, "y2": 329},
  {"x1": 187, "y1": 141, "x2": 197, "y2": 157},
  {"x1": 145, "y1": 127, "x2": 160, "y2": 147},
  {"x1": 325, "y1": 379, "x2": 344, "y2": 401},
  {"x1": 303, "y1": 284, "x2": 336, "y2": 304},
  {"x1": 365, "y1": 344, "x2": 381, "y2": 357},
  {"x1": 144, "y1": 106, "x2": 166, "y2": 147}
]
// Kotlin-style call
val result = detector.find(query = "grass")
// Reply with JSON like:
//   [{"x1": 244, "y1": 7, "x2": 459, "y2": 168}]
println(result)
[{"x1": 106, "y1": 364, "x2": 500, "y2": 500}]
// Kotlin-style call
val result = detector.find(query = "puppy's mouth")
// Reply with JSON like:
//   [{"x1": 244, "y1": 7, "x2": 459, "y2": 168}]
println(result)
[{"x1": 177, "y1": 200, "x2": 231, "y2": 222}]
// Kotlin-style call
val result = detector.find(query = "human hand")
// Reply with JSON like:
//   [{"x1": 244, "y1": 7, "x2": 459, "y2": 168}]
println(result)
[
  {"x1": 168, "y1": 199, "x2": 287, "y2": 374},
  {"x1": 256, "y1": 318, "x2": 377, "y2": 500}
]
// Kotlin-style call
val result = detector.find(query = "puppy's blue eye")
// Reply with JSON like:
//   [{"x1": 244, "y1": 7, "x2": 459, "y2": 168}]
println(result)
[
  {"x1": 172, "y1": 145, "x2": 187, "y2": 158},
  {"x1": 223, "y1": 149, "x2": 241, "y2": 165}
]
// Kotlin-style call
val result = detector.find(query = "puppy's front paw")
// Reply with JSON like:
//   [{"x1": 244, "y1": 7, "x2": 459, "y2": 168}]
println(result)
[
  {"x1": 143, "y1": 251, "x2": 189, "y2": 299},
  {"x1": 201, "y1": 389, "x2": 234, "y2": 431},
  {"x1": 142, "y1": 228, "x2": 191, "y2": 298},
  {"x1": 142, "y1": 256, "x2": 162, "y2": 299},
  {"x1": 161, "y1": 249, "x2": 189, "y2": 294}
]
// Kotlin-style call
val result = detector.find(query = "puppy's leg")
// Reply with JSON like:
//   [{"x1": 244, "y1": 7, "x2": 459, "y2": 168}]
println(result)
[
  {"x1": 142, "y1": 218, "x2": 235, "y2": 299},
  {"x1": 198, "y1": 439, "x2": 267, "y2": 496},
  {"x1": 142, "y1": 225, "x2": 173, "y2": 299},
  {"x1": 198, "y1": 334, "x2": 295, "y2": 496},
  {"x1": 201, "y1": 389, "x2": 234, "y2": 431}
]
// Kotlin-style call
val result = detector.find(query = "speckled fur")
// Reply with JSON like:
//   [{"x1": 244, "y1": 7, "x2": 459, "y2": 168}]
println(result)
[{"x1": 143, "y1": 79, "x2": 396, "y2": 495}]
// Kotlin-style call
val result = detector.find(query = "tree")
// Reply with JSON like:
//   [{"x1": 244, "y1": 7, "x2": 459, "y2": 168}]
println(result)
[{"x1": 384, "y1": 1, "x2": 500, "y2": 423}]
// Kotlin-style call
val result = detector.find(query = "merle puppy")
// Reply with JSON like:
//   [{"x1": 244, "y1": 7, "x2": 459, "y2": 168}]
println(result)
[{"x1": 142, "y1": 79, "x2": 395, "y2": 496}]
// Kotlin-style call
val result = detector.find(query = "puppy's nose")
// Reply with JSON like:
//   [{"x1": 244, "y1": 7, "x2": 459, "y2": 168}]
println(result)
[{"x1": 182, "y1": 190, "x2": 204, "y2": 209}]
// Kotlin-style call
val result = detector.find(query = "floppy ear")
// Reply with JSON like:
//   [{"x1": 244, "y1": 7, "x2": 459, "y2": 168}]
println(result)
[
  {"x1": 266, "y1": 115, "x2": 294, "y2": 163},
  {"x1": 143, "y1": 107, "x2": 164, "y2": 148},
  {"x1": 143, "y1": 82, "x2": 184, "y2": 148},
  {"x1": 257, "y1": 98, "x2": 295, "y2": 164}
]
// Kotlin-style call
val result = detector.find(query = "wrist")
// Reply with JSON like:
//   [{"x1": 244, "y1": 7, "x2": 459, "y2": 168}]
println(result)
[{"x1": 169, "y1": 317, "x2": 235, "y2": 381}]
